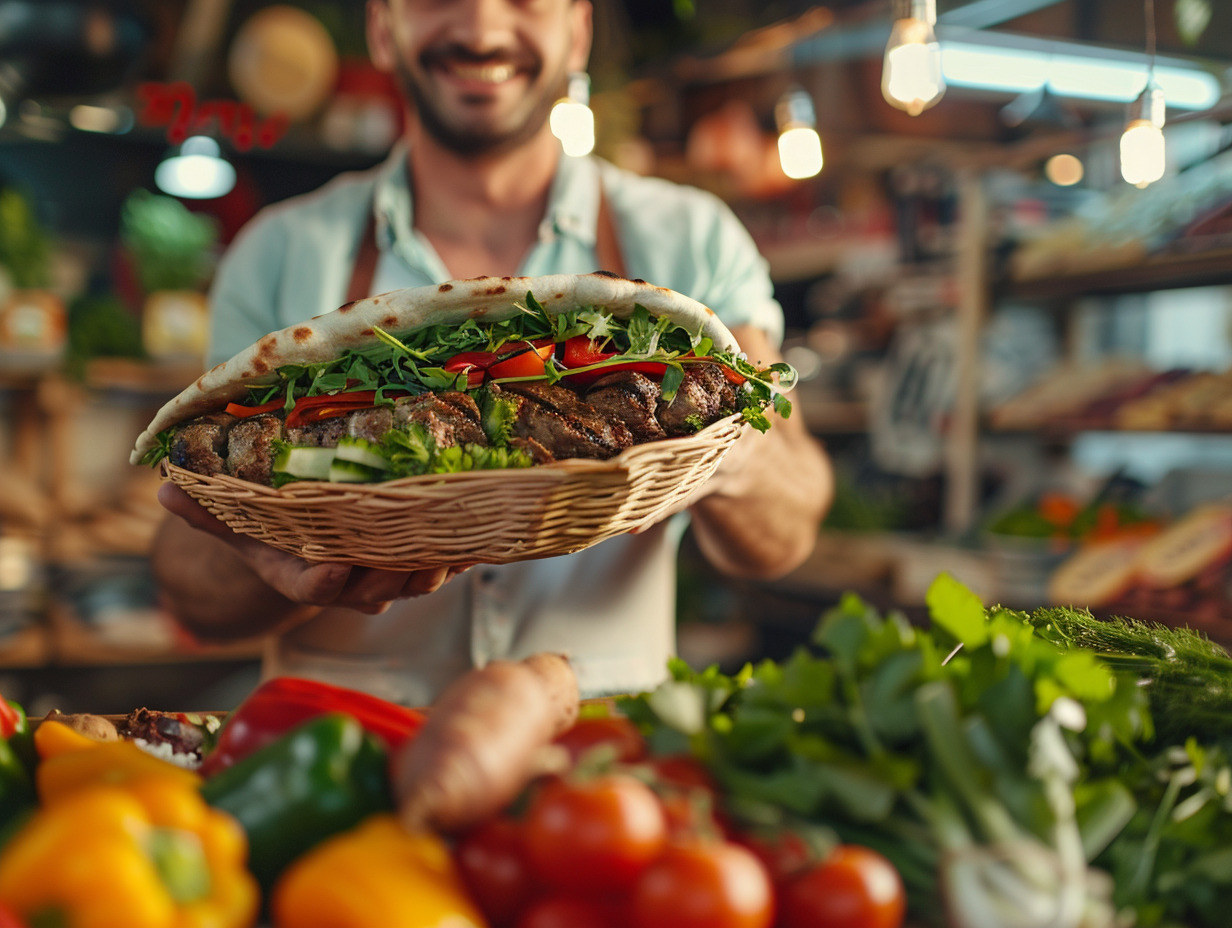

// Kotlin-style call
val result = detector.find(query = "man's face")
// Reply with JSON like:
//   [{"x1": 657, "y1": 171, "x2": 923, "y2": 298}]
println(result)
[{"x1": 370, "y1": 0, "x2": 592, "y2": 157}]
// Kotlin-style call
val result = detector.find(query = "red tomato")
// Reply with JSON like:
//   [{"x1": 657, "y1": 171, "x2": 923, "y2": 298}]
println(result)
[
  {"x1": 0, "y1": 902, "x2": 25, "y2": 928},
  {"x1": 553, "y1": 716, "x2": 647, "y2": 767},
  {"x1": 515, "y1": 896, "x2": 623, "y2": 928},
  {"x1": 454, "y1": 817, "x2": 537, "y2": 926},
  {"x1": 778, "y1": 845, "x2": 906, "y2": 928},
  {"x1": 560, "y1": 335, "x2": 617, "y2": 368},
  {"x1": 631, "y1": 838, "x2": 774, "y2": 928},
  {"x1": 523, "y1": 773, "x2": 668, "y2": 893},
  {"x1": 488, "y1": 342, "x2": 554, "y2": 380},
  {"x1": 734, "y1": 830, "x2": 816, "y2": 884}
]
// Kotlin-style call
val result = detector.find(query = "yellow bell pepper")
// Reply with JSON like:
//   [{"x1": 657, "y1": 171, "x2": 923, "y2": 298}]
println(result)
[
  {"x1": 33, "y1": 718, "x2": 101, "y2": 758},
  {"x1": 271, "y1": 814, "x2": 487, "y2": 928},
  {"x1": 37, "y1": 737, "x2": 200, "y2": 804},
  {"x1": 0, "y1": 778, "x2": 259, "y2": 928}
]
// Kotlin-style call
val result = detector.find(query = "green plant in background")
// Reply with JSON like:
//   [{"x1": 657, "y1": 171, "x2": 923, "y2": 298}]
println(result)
[
  {"x1": 64, "y1": 294, "x2": 146, "y2": 376},
  {"x1": 0, "y1": 189, "x2": 52, "y2": 289},
  {"x1": 120, "y1": 190, "x2": 219, "y2": 294}
]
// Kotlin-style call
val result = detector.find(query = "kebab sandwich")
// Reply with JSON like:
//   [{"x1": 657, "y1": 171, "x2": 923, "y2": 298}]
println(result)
[{"x1": 132, "y1": 273, "x2": 796, "y2": 487}]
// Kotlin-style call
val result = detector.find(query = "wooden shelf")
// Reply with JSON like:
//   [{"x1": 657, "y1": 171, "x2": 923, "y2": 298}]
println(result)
[{"x1": 1006, "y1": 246, "x2": 1232, "y2": 300}]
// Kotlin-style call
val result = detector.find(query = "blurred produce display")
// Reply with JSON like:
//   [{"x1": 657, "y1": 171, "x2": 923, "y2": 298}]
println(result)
[{"x1": 0, "y1": 581, "x2": 1229, "y2": 927}]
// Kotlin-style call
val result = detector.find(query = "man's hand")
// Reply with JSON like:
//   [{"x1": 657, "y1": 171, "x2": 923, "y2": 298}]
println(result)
[{"x1": 156, "y1": 483, "x2": 469, "y2": 622}]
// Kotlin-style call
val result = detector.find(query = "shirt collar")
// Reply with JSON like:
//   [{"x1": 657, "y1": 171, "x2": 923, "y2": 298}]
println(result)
[
  {"x1": 371, "y1": 143, "x2": 601, "y2": 250},
  {"x1": 539, "y1": 153, "x2": 600, "y2": 247}
]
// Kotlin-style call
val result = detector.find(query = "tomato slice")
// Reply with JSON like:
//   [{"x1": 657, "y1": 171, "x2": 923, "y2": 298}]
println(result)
[
  {"x1": 224, "y1": 397, "x2": 286, "y2": 418},
  {"x1": 488, "y1": 342, "x2": 554, "y2": 380},
  {"x1": 561, "y1": 335, "x2": 617, "y2": 369}
]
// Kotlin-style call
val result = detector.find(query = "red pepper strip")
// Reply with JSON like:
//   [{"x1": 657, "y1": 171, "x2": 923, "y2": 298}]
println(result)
[
  {"x1": 224, "y1": 397, "x2": 286, "y2": 418},
  {"x1": 444, "y1": 341, "x2": 555, "y2": 387},
  {"x1": 0, "y1": 696, "x2": 19, "y2": 739},
  {"x1": 200, "y1": 676, "x2": 427, "y2": 777},
  {"x1": 283, "y1": 390, "x2": 409, "y2": 429}
]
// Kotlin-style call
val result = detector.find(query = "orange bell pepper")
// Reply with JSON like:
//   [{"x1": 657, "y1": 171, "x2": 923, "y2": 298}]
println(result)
[
  {"x1": 271, "y1": 814, "x2": 486, "y2": 928},
  {"x1": 0, "y1": 779, "x2": 258, "y2": 928}
]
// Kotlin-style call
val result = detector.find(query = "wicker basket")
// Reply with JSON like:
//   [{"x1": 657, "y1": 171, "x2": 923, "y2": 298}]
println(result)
[{"x1": 163, "y1": 414, "x2": 746, "y2": 570}]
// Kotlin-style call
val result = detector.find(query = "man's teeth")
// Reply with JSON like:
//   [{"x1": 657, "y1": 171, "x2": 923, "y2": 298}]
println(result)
[{"x1": 451, "y1": 63, "x2": 516, "y2": 83}]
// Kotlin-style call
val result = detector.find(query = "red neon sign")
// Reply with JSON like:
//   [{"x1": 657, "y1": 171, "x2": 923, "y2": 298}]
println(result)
[{"x1": 136, "y1": 82, "x2": 290, "y2": 151}]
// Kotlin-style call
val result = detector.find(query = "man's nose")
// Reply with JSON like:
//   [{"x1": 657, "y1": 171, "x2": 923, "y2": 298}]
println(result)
[{"x1": 447, "y1": 0, "x2": 519, "y2": 54}]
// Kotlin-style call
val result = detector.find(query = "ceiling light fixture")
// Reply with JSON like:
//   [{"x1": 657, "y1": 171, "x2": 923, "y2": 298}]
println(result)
[
  {"x1": 1120, "y1": 0, "x2": 1166, "y2": 188},
  {"x1": 154, "y1": 134, "x2": 236, "y2": 199},
  {"x1": 775, "y1": 87, "x2": 823, "y2": 180},
  {"x1": 882, "y1": 0, "x2": 946, "y2": 116},
  {"x1": 549, "y1": 72, "x2": 595, "y2": 158}
]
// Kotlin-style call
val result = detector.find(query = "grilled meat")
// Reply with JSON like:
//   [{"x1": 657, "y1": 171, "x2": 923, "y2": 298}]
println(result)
[
  {"x1": 394, "y1": 392, "x2": 486, "y2": 446},
  {"x1": 657, "y1": 362, "x2": 739, "y2": 436},
  {"x1": 509, "y1": 435, "x2": 555, "y2": 465},
  {"x1": 227, "y1": 414, "x2": 284, "y2": 485},
  {"x1": 120, "y1": 708, "x2": 213, "y2": 763},
  {"x1": 287, "y1": 416, "x2": 346, "y2": 447},
  {"x1": 584, "y1": 371, "x2": 666, "y2": 444},
  {"x1": 346, "y1": 406, "x2": 395, "y2": 443},
  {"x1": 169, "y1": 362, "x2": 741, "y2": 482},
  {"x1": 496, "y1": 382, "x2": 633, "y2": 460},
  {"x1": 168, "y1": 412, "x2": 235, "y2": 476}
]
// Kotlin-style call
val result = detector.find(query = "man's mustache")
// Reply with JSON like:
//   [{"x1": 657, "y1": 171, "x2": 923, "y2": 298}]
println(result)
[{"x1": 420, "y1": 44, "x2": 540, "y2": 74}]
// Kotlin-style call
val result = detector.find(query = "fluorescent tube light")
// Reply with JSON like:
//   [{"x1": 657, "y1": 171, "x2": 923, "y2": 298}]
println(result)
[{"x1": 940, "y1": 41, "x2": 1219, "y2": 110}]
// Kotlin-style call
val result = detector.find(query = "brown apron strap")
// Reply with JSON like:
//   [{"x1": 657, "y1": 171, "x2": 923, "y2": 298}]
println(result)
[
  {"x1": 345, "y1": 207, "x2": 380, "y2": 303},
  {"x1": 594, "y1": 183, "x2": 628, "y2": 278}
]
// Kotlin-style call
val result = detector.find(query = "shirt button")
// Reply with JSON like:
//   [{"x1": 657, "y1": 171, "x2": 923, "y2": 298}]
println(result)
[{"x1": 479, "y1": 569, "x2": 499, "y2": 586}]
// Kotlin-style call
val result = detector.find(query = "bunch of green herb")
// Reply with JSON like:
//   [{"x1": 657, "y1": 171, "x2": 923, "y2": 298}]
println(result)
[
  {"x1": 120, "y1": 190, "x2": 218, "y2": 293},
  {"x1": 620, "y1": 574, "x2": 1232, "y2": 928}
]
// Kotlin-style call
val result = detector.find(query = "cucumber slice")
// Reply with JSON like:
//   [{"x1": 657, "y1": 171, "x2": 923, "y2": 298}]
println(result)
[
  {"x1": 273, "y1": 445, "x2": 335, "y2": 481},
  {"x1": 334, "y1": 435, "x2": 391, "y2": 471},
  {"x1": 328, "y1": 459, "x2": 384, "y2": 484}
]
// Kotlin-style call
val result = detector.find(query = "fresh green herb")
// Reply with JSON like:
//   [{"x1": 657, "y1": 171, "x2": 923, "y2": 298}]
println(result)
[{"x1": 140, "y1": 429, "x2": 174, "y2": 467}]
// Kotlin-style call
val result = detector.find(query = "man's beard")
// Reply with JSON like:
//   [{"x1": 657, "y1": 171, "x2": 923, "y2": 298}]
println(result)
[{"x1": 395, "y1": 54, "x2": 567, "y2": 158}]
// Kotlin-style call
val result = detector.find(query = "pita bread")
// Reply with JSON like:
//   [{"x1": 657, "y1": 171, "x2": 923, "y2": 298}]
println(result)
[{"x1": 131, "y1": 273, "x2": 740, "y2": 464}]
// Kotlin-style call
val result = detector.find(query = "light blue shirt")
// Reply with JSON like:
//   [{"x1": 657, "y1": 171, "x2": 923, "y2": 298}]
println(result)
[{"x1": 207, "y1": 144, "x2": 784, "y2": 704}]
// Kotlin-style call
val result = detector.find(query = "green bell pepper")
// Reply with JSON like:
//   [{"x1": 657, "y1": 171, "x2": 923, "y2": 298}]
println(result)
[
  {"x1": 199, "y1": 712, "x2": 393, "y2": 891},
  {"x1": 0, "y1": 698, "x2": 36, "y2": 825}
]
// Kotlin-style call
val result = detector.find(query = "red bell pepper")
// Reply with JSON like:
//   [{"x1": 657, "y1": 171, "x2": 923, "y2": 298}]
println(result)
[
  {"x1": 0, "y1": 699, "x2": 19, "y2": 740},
  {"x1": 224, "y1": 397, "x2": 286, "y2": 418},
  {"x1": 200, "y1": 677, "x2": 426, "y2": 777}
]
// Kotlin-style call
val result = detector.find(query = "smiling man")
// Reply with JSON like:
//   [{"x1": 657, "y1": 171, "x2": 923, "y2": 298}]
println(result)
[{"x1": 152, "y1": 0, "x2": 833, "y2": 705}]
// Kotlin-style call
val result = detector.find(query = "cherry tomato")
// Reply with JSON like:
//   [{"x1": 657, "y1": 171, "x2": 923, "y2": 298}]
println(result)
[
  {"x1": 523, "y1": 773, "x2": 668, "y2": 892},
  {"x1": 553, "y1": 715, "x2": 647, "y2": 767},
  {"x1": 454, "y1": 817, "x2": 537, "y2": 926},
  {"x1": 515, "y1": 896, "x2": 623, "y2": 928},
  {"x1": 630, "y1": 838, "x2": 774, "y2": 928},
  {"x1": 640, "y1": 755, "x2": 720, "y2": 837},
  {"x1": 734, "y1": 829, "x2": 816, "y2": 884},
  {"x1": 778, "y1": 845, "x2": 906, "y2": 928}
]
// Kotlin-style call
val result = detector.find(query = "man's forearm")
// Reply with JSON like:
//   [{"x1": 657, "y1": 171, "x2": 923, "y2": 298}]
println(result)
[
  {"x1": 151, "y1": 516, "x2": 317, "y2": 642},
  {"x1": 689, "y1": 416, "x2": 832, "y2": 579}
]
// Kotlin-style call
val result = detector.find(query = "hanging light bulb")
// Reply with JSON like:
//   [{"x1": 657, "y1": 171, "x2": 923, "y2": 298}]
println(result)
[
  {"x1": 882, "y1": 0, "x2": 945, "y2": 116},
  {"x1": 1120, "y1": 81, "x2": 1166, "y2": 187},
  {"x1": 155, "y1": 135, "x2": 236, "y2": 199},
  {"x1": 549, "y1": 73, "x2": 595, "y2": 158},
  {"x1": 775, "y1": 87, "x2": 823, "y2": 180},
  {"x1": 1120, "y1": 0, "x2": 1165, "y2": 188}
]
